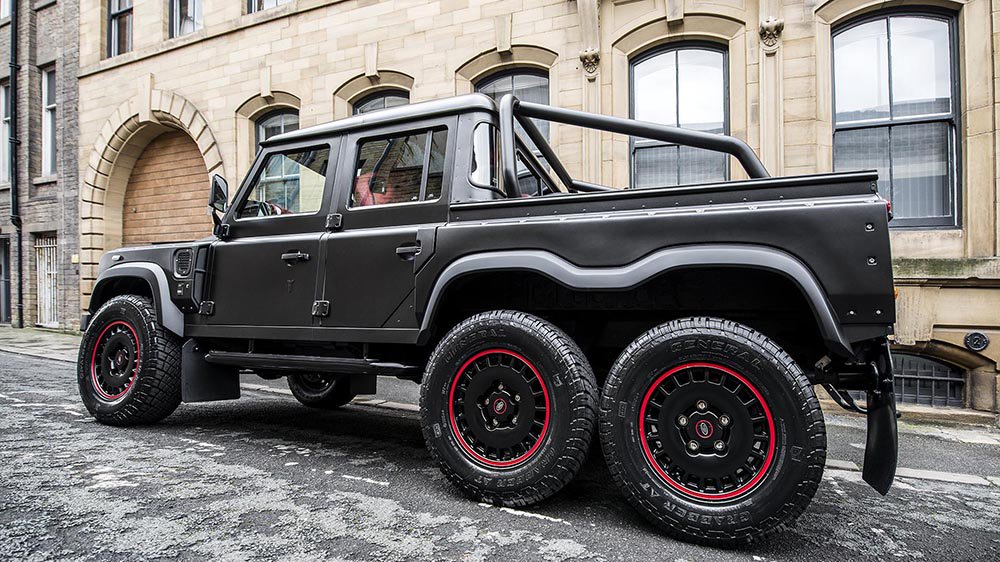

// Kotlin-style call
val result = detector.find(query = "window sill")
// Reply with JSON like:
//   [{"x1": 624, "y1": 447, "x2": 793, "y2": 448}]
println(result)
[
  {"x1": 0, "y1": 182, "x2": 10, "y2": 191},
  {"x1": 0, "y1": 17, "x2": 9, "y2": 29},
  {"x1": 32, "y1": 176, "x2": 58, "y2": 186},
  {"x1": 34, "y1": 0, "x2": 57, "y2": 11}
]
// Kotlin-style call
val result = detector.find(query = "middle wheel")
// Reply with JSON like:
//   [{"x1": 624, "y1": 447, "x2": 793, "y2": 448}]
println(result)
[{"x1": 420, "y1": 310, "x2": 597, "y2": 507}]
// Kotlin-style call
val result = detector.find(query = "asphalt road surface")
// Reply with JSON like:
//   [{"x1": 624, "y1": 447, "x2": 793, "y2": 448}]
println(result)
[{"x1": 2, "y1": 351, "x2": 999, "y2": 561}]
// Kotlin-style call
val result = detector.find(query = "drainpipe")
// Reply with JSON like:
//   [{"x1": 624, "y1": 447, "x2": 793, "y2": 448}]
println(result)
[{"x1": 8, "y1": 0, "x2": 23, "y2": 328}]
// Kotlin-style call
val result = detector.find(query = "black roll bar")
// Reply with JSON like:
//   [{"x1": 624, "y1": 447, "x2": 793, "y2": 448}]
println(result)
[{"x1": 497, "y1": 94, "x2": 769, "y2": 196}]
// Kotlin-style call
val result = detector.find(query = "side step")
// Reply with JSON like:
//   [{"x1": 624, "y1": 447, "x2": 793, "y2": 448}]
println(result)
[{"x1": 203, "y1": 351, "x2": 423, "y2": 378}]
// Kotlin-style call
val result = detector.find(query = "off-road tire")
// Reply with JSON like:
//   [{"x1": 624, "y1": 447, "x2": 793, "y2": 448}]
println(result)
[
  {"x1": 287, "y1": 373, "x2": 356, "y2": 409},
  {"x1": 420, "y1": 310, "x2": 597, "y2": 507},
  {"x1": 600, "y1": 317, "x2": 826, "y2": 546},
  {"x1": 77, "y1": 295, "x2": 182, "y2": 425}
]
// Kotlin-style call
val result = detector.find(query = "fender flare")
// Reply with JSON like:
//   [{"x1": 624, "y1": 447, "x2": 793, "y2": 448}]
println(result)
[
  {"x1": 89, "y1": 263, "x2": 185, "y2": 337},
  {"x1": 419, "y1": 245, "x2": 852, "y2": 357}
]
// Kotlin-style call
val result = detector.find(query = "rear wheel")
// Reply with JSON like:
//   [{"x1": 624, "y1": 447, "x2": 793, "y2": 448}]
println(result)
[
  {"x1": 420, "y1": 310, "x2": 597, "y2": 506},
  {"x1": 600, "y1": 317, "x2": 825, "y2": 546},
  {"x1": 77, "y1": 295, "x2": 182, "y2": 425},
  {"x1": 287, "y1": 373, "x2": 356, "y2": 409}
]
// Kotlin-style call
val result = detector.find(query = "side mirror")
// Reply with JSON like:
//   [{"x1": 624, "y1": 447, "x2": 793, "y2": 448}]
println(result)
[{"x1": 209, "y1": 174, "x2": 229, "y2": 214}]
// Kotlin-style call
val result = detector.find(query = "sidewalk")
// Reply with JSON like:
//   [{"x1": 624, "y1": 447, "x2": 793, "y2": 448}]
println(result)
[
  {"x1": 0, "y1": 326, "x2": 81, "y2": 364},
  {"x1": 1, "y1": 325, "x2": 997, "y2": 428}
]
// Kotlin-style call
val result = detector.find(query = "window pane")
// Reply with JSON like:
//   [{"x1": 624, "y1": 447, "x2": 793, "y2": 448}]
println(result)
[
  {"x1": 45, "y1": 71, "x2": 56, "y2": 106},
  {"x1": 634, "y1": 145, "x2": 678, "y2": 188},
  {"x1": 891, "y1": 122, "x2": 951, "y2": 220},
  {"x1": 239, "y1": 148, "x2": 329, "y2": 218},
  {"x1": 890, "y1": 17, "x2": 952, "y2": 118},
  {"x1": 633, "y1": 51, "x2": 677, "y2": 126},
  {"x1": 352, "y1": 131, "x2": 442, "y2": 207},
  {"x1": 833, "y1": 127, "x2": 890, "y2": 199},
  {"x1": 834, "y1": 20, "x2": 890, "y2": 123},
  {"x1": 354, "y1": 92, "x2": 409, "y2": 115},
  {"x1": 425, "y1": 129, "x2": 448, "y2": 201},
  {"x1": 113, "y1": 13, "x2": 133, "y2": 56},
  {"x1": 677, "y1": 49, "x2": 725, "y2": 132},
  {"x1": 678, "y1": 147, "x2": 727, "y2": 185},
  {"x1": 256, "y1": 111, "x2": 299, "y2": 151},
  {"x1": 477, "y1": 72, "x2": 550, "y2": 146}
]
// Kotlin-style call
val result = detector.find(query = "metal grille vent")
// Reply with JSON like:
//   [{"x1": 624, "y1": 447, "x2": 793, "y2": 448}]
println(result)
[{"x1": 174, "y1": 249, "x2": 193, "y2": 277}]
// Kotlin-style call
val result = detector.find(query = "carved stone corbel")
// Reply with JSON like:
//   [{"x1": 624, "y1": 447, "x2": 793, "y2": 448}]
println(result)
[
  {"x1": 578, "y1": 0, "x2": 601, "y2": 80},
  {"x1": 759, "y1": 17, "x2": 784, "y2": 54}
]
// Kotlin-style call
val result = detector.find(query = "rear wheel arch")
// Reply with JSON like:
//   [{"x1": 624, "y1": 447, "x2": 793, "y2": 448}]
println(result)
[{"x1": 419, "y1": 246, "x2": 850, "y2": 366}]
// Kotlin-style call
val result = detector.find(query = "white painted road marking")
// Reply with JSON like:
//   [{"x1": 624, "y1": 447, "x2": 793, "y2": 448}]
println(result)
[
  {"x1": 342, "y1": 474, "x2": 391, "y2": 486},
  {"x1": 478, "y1": 503, "x2": 572, "y2": 526}
]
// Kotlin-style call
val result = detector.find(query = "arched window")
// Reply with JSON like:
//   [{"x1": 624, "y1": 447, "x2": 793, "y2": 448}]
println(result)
[
  {"x1": 630, "y1": 45, "x2": 728, "y2": 188},
  {"x1": 476, "y1": 70, "x2": 551, "y2": 194},
  {"x1": 255, "y1": 109, "x2": 299, "y2": 151},
  {"x1": 832, "y1": 12, "x2": 958, "y2": 227},
  {"x1": 353, "y1": 91, "x2": 410, "y2": 115}
]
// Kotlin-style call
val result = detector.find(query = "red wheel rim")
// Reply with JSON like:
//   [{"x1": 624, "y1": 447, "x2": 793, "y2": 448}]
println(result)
[
  {"x1": 638, "y1": 362, "x2": 776, "y2": 501},
  {"x1": 448, "y1": 349, "x2": 551, "y2": 469},
  {"x1": 90, "y1": 320, "x2": 141, "y2": 401}
]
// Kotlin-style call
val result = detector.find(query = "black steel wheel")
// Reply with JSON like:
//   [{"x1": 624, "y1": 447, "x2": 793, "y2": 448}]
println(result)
[
  {"x1": 287, "y1": 373, "x2": 355, "y2": 409},
  {"x1": 77, "y1": 295, "x2": 182, "y2": 425},
  {"x1": 420, "y1": 310, "x2": 597, "y2": 506},
  {"x1": 600, "y1": 317, "x2": 826, "y2": 546}
]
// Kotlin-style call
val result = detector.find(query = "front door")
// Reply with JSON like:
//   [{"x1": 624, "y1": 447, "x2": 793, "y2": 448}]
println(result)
[
  {"x1": 321, "y1": 122, "x2": 453, "y2": 331},
  {"x1": 205, "y1": 141, "x2": 336, "y2": 332}
]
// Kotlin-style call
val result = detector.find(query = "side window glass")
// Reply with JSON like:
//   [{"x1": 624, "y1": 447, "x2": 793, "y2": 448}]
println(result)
[
  {"x1": 237, "y1": 147, "x2": 330, "y2": 219},
  {"x1": 351, "y1": 128, "x2": 448, "y2": 207}
]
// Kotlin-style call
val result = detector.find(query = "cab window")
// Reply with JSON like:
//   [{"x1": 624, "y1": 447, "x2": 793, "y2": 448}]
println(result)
[
  {"x1": 237, "y1": 147, "x2": 330, "y2": 219},
  {"x1": 351, "y1": 128, "x2": 448, "y2": 208}
]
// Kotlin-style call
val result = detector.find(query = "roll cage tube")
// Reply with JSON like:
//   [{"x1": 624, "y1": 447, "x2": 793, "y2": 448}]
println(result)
[{"x1": 497, "y1": 94, "x2": 770, "y2": 197}]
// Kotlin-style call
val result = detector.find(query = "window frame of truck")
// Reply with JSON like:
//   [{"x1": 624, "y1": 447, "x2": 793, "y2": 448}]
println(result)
[
  {"x1": 628, "y1": 42, "x2": 730, "y2": 189},
  {"x1": 831, "y1": 8, "x2": 961, "y2": 229}
]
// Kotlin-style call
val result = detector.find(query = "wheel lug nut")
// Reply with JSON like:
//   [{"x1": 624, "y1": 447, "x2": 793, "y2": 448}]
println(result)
[
  {"x1": 714, "y1": 440, "x2": 725, "y2": 451},
  {"x1": 687, "y1": 441, "x2": 699, "y2": 451},
  {"x1": 696, "y1": 400, "x2": 708, "y2": 411},
  {"x1": 719, "y1": 415, "x2": 731, "y2": 427},
  {"x1": 677, "y1": 415, "x2": 689, "y2": 427},
  {"x1": 498, "y1": 383, "x2": 504, "y2": 391},
  {"x1": 514, "y1": 394, "x2": 520, "y2": 402},
  {"x1": 512, "y1": 416, "x2": 518, "y2": 424},
  {"x1": 492, "y1": 419, "x2": 499, "y2": 427}
]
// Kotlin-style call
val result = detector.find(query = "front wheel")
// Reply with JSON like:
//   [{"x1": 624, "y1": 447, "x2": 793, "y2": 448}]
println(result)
[
  {"x1": 600, "y1": 317, "x2": 826, "y2": 546},
  {"x1": 420, "y1": 310, "x2": 597, "y2": 507},
  {"x1": 77, "y1": 295, "x2": 182, "y2": 425}
]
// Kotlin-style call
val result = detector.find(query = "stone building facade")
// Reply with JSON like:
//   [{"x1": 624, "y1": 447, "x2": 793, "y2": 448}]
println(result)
[
  {"x1": 0, "y1": 0, "x2": 81, "y2": 329},
  {"x1": 76, "y1": 0, "x2": 1000, "y2": 412}
]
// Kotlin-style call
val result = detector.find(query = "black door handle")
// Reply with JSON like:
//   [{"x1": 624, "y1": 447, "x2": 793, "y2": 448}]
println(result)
[
  {"x1": 395, "y1": 243, "x2": 421, "y2": 260},
  {"x1": 281, "y1": 251, "x2": 310, "y2": 263}
]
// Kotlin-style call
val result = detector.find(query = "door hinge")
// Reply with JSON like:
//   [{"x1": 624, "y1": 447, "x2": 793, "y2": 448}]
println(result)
[
  {"x1": 312, "y1": 300, "x2": 330, "y2": 317},
  {"x1": 198, "y1": 301, "x2": 215, "y2": 316},
  {"x1": 325, "y1": 213, "x2": 343, "y2": 231}
]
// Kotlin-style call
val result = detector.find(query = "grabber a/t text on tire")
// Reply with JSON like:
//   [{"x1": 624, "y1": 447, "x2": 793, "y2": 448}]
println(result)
[
  {"x1": 77, "y1": 295, "x2": 182, "y2": 426},
  {"x1": 420, "y1": 310, "x2": 597, "y2": 507},
  {"x1": 600, "y1": 317, "x2": 826, "y2": 546}
]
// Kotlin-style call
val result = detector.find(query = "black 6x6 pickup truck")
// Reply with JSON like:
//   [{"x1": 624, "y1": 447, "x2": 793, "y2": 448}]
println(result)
[{"x1": 78, "y1": 93, "x2": 897, "y2": 545}]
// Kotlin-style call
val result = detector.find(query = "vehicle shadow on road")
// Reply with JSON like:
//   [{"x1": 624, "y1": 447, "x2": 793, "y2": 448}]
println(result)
[{"x1": 155, "y1": 398, "x2": 875, "y2": 558}]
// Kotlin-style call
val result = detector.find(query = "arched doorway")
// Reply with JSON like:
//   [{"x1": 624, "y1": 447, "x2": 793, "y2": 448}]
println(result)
[{"x1": 121, "y1": 130, "x2": 213, "y2": 246}]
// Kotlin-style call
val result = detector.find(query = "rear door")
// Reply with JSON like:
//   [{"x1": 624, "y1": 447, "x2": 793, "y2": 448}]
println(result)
[
  {"x1": 320, "y1": 117, "x2": 454, "y2": 332},
  {"x1": 205, "y1": 139, "x2": 338, "y2": 331}
]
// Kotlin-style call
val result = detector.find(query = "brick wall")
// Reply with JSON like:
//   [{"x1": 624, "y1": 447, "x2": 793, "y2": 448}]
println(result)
[{"x1": 0, "y1": 0, "x2": 80, "y2": 330}]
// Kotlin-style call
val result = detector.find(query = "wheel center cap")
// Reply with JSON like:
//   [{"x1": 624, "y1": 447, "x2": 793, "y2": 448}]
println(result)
[
  {"x1": 492, "y1": 398, "x2": 508, "y2": 415},
  {"x1": 694, "y1": 419, "x2": 714, "y2": 439}
]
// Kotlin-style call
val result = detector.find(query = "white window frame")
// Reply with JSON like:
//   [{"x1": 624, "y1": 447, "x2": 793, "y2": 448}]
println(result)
[
  {"x1": 170, "y1": 0, "x2": 203, "y2": 38},
  {"x1": 247, "y1": 0, "x2": 291, "y2": 15},
  {"x1": 41, "y1": 68, "x2": 57, "y2": 177},
  {"x1": 1, "y1": 0, "x2": 10, "y2": 20},
  {"x1": 1, "y1": 82, "x2": 10, "y2": 183}
]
